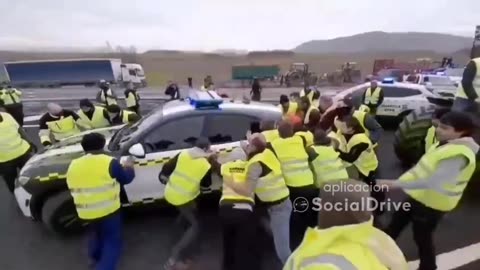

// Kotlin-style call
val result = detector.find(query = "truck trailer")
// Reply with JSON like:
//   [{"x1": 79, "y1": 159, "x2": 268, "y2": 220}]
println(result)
[{"x1": 3, "y1": 58, "x2": 147, "y2": 88}]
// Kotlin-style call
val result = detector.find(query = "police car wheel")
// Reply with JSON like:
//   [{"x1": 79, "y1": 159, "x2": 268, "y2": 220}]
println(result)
[
  {"x1": 393, "y1": 109, "x2": 433, "y2": 166},
  {"x1": 41, "y1": 191, "x2": 86, "y2": 235}
]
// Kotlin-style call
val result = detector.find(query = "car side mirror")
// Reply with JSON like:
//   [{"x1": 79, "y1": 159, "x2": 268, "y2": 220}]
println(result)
[{"x1": 128, "y1": 143, "x2": 145, "y2": 158}]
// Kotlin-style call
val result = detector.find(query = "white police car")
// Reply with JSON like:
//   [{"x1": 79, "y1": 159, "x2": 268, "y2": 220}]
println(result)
[
  {"x1": 331, "y1": 78, "x2": 439, "y2": 123},
  {"x1": 14, "y1": 90, "x2": 282, "y2": 234}
]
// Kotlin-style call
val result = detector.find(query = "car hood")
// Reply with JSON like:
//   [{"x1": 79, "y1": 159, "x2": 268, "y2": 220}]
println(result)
[{"x1": 19, "y1": 126, "x2": 122, "y2": 179}]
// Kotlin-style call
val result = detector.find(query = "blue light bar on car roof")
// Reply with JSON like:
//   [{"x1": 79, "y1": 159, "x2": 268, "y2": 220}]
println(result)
[
  {"x1": 187, "y1": 90, "x2": 223, "y2": 109},
  {"x1": 382, "y1": 78, "x2": 395, "y2": 84}
]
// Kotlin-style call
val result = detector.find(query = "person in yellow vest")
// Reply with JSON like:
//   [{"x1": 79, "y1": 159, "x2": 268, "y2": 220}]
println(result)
[
  {"x1": 77, "y1": 99, "x2": 110, "y2": 130},
  {"x1": 124, "y1": 85, "x2": 140, "y2": 114},
  {"x1": 97, "y1": 81, "x2": 118, "y2": 106},
  {"x1": 298, "y1": 96, "x2": 320, "y2": 125},
  {"x1": 0, "y1": 100, "x2": 35, "y2": 193},
  {"x1": 294, "y1": 109, "x2": 321, "y2": 147},
  {"x1": 38, "y1": 103, "x2": 84, "y2": 147},
  {"x1": 218, "y1": 160, "x2": 260, "y2": 270},
  {"x1": 279, "y1": 94, "x2": 299, "y2": 119},
  {"x1": 227, "y1": 133, "x2": 292, "y2": 264},
  {"x1": 335, "y1": 116, "x2": 385, "y2": 221},
  {"x1": 268, "y1": 120, "x2": 317, "y2": 250},
  {"x1": 0, "y1": 84, "x2": 24, "y2": 126},
  {"x1": 159, "y1": 137, "x2": 217, "y2": 270},
  {"x1": 105, "y1": 105, "x2": 140, "y2": 126},
  {"x1": 424, "y1": 108, "x2": 450, "y2": 153},
  {"x1": 300, "y1": 86, "x2": 320, "y2": 108},
  {"x1": 453, "y1": 58, "x2": 480, "y2": 113},
  {"x1": 362, "y1": 80, "x2": 384, "y2": 115},
  {"x1": 379, "y1": 111, "x2": 478, "y2": 270},
  {"x1": 260, "y1": 120, "x2": 280, "y2": 143},
  {"x1": 66, "y1": 132, "x2": 135, "y2": 270},
  {"x1": 306, "y1": 128, "x2": 349, "y2": 188},
  {"x1": 284, "y1": 179, "x2": 408, "y2": 270}
]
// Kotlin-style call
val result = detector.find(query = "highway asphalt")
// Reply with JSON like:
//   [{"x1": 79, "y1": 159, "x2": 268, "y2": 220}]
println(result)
[{"x1": 1, "y1": 87, "x2": 479, "y2": 269}]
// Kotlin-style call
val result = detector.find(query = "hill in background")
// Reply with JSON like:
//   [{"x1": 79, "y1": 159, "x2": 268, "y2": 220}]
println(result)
[{"x1": 295, "y1": 31, "x2": 472, "y2": 54}]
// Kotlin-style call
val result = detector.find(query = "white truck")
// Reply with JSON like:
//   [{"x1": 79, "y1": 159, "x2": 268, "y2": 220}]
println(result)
[{"x1": 3, "y1": 58, "x2": 147, "y2": 88}]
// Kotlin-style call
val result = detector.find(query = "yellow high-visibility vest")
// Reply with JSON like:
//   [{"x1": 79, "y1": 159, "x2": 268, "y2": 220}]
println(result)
[
  {"x1": 424, "y1": 125, "x2": 437, "y2": 152},
  {"x1": 249, "y1": 149, "x2": 289, "y2": 202},
  {"x1": 283, "y1": 218, "x2": 407, "y2": 270},
  {"x1": 100, "y1": 89, "x2": 117, "y2": 106},
  {"x1": 304, "y1": 106, "x2": 319, "y2": 125},
  {"x1": 278, "y1": 102, "x2": 298, "y2": 119},
  {"x1": 270, "y1": 136, "x2": 314, "y2": 187},
  {"x1": 126, "y1": 91, "x2": 140, "y2": 108},
  {"x1": 0, "y1": 112, "x2": 30, "y2": 162},
  {"x1": 310, "y1": 145, "x2": 349, "y2": 187},
  {"x1": 0, "y1": 88, "x2": 22, "y2": 105},
  {"x1": 364, "y1": 87, "x2": 382, "y2": 105},
  {"x1": 220, "y1": 160, "x2": 254, "y2": 203},
  {"x1": 164, "y1": 150, "x2": 211, "y2": 206},
  {"x1": 399, "y1": 139, "x2": 477, "y2": 212},
  {"x1": 66, "y1": 154, "x2": 120, "y2": 220},
  {"x1": 300, "y1": 89, "x2": 320, "y2": 108},
  {"x1": 455, "y1": 58, "x2": 480, "y2": 102},
  {"x1": 352, "y1": 110, "x2": 370, "y2": 138},
  {"x1": 77, "y1": 107, "x2": 109, "y2": 130},
  {"x1": 342, "y1": 133, "x2": 378, "y2": 176},
  {"x1": 295, "y1": 130, "x2": 314, "y2": 146},
  {"x1": 40, "y1": 115, "x2": 80, "y2": 144},
  {"x1": 262, "y1": 129, "x2": 280, "y2": 143}
]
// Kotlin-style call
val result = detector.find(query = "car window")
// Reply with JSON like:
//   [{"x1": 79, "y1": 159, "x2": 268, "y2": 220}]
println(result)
[
  {"x1": 142, "y1": 116, "x2": 205, "y2": 153},
  {"x1": 382, "y1": 86, "x2": 422, "y2": 97},
  {"x1": 204, "y1": 114, "x2": 259, "y2": 144}
]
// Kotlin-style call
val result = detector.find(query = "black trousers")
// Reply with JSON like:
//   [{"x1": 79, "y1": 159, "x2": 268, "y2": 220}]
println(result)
[
  {"x1": 219, "y1": 204, "x2": 260, "y2": 270},
  {"x1": 359, "y1": 170, "x2": 385, "y2": 217},
  {"x1": 5, "y1": 103, "x2": 24, "y2": 126},
  {"x1": 289, "y1": 186, "x2": 318, "y2": 251},
  {"x1": 0, "y1": 148, "x2": 32, "y2": 193},
  {"x1": 384, "y1": 196, "x2": 444, "y2": 270}
]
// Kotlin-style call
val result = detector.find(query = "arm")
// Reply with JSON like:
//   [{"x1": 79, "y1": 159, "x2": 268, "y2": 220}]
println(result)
[
  {"x1": 158, "y1": 153, "x2": 179, "y2": 183},
  {"x1": 337, "y1": 143, "x2": 369, "y2": 163},
  {"x1": 363, "y1": 115, "x2": 383, "y2": 144},
  {"x1": 361, "y1": 89, "x2": 367, "y2": 103},
  {"x1": 199, "y1": 167, "x2": 212, "y2": 190},
  {"x1": 224, "y1": 162, "x2": 261, "y2": 196},
  {"x1": 461, "y1": 61, "x2": 477, "y2": 100},
  {"x1": 127, "y1": 113, "x2": 141, "y2": 123},
  {"x1": 109, "y1": 159, "x2": 135, "y2": 185},
  {"x1": 395, "y1": 157, "x2": 467, "y2": 190},
  {"x1": 306, "y1": 146, "x2": 319, "y2": 163},
  {"x1": 14, "y1": 89, "x2": 22, "y2": 96},
  {"x1": 377, "y1": 89, "x2": 384, "y2": 105},
  {"x1": 38, "y1": 114, "x2": 52, "y2": 146}
]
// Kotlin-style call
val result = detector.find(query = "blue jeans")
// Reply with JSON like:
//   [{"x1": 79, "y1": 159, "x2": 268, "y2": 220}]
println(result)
[
  {"x1": 88, "y1": 213, "x2": 122, "y2": 270},
  {"x1": 267, "y1": 199, "x2": 292, "y2": 264}
]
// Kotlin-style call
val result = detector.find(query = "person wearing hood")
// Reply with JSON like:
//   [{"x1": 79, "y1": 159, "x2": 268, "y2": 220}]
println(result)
[
  {"x1": 379, "y1": 111, "x2": 479, "y2": 270},
  {"x1": 77, "y1": 99, "x2": 110, "y2": 130},
  {"x1": 294, "y1": 110, "x2": 320, "y2": 147},
  {"x1": 97, "y1": 81, "x2": 117, "y2": 106},
  {"x1": 283, "y1": 179, "x2": 408, "y2": 270},
  {"x1": 159, "y1": 137, "x2": 218, "y2": 270},
  {"x1": 105, "y1": 104, "x2": 140, "y2": 126},
  {"x1": 38, "y1": 103, "x2": 83, "y2": 146},
  {"x1": 300, "y1": 86, "x2": 320, "y2": 108},
  {"x1": 298, "y1": 96, "x2": 320, "y2": 125},
  {"x1": 124, "y1": 84, "x2": 140, "y2": 114}
]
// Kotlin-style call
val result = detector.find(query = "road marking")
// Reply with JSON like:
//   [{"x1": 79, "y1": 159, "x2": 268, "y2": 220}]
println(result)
[
  {"x1": 24, "y1": 115, "x2": 41, "y2": 122},
  {"x1": 24, "y1": 125, "x2": 37, "y2": 128},
  {"x1": 408, "y1": 242, "x2": 480, "y2": 269}
]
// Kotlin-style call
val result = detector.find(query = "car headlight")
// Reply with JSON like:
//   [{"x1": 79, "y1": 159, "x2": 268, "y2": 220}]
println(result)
[{"x1": 17, "y1": 176, "x2": 31, "y2": 186}]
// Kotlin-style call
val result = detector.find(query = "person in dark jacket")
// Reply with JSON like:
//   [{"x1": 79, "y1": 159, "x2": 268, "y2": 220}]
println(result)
[
  {"x1": 453, "y1": 59, "x2": 479, "y2": 113},
  {"x1": 165, "y1": 81, "x2": 180, "y2": 100},
  {"x1": 250, "y1": 78, "x2": 262, "y2": 101}
]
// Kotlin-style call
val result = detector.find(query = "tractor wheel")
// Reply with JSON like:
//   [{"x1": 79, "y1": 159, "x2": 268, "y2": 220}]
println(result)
[{"x1": 393, "y1": 108, "x2": 434, "y2": 166}]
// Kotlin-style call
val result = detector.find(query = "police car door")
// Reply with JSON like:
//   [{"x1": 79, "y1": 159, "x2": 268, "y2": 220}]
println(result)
[
  {"x1": 376, "y1": 86, "x2": 403, "y2": 117},
  {"x1": 120, "y1": 115, "x2": 206, "y2": 204},
  {"x1": 202, "y1": 114, "x2": 254, "y2": 190}
]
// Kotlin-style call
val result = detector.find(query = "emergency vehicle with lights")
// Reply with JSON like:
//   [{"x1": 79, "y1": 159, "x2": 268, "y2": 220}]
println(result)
[{"x1": 14, "y1": 90, "x2": 282, "y2": 234}]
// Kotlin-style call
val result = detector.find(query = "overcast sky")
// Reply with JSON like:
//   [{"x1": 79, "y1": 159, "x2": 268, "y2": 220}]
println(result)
[{"x1": 1, "y1": 0, "x2": 479, "y2": 52}]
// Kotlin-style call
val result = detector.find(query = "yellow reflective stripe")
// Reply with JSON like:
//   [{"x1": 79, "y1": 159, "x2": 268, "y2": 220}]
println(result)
[
  {"x1": 70, "y1": 182, "x2": 118, "y2": 194},
  {"x1": 256, "y1": 175, "x2": 284, "y2": 188},
  {"x1": 256, "y1": 187, "x2": 288, "y2": 201},
  {"x1": 168, "y1": 170, "x2": 200, "y2": 197},
  {"x1": 282, "y1": 158, "x2": 309, "y2": 166},
  {"x1": 75, "y1": 197, "x2": 118, "y2": 210},
  {"x1": 299, "y1": 254, "x2": 358, "y2": 270}
]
